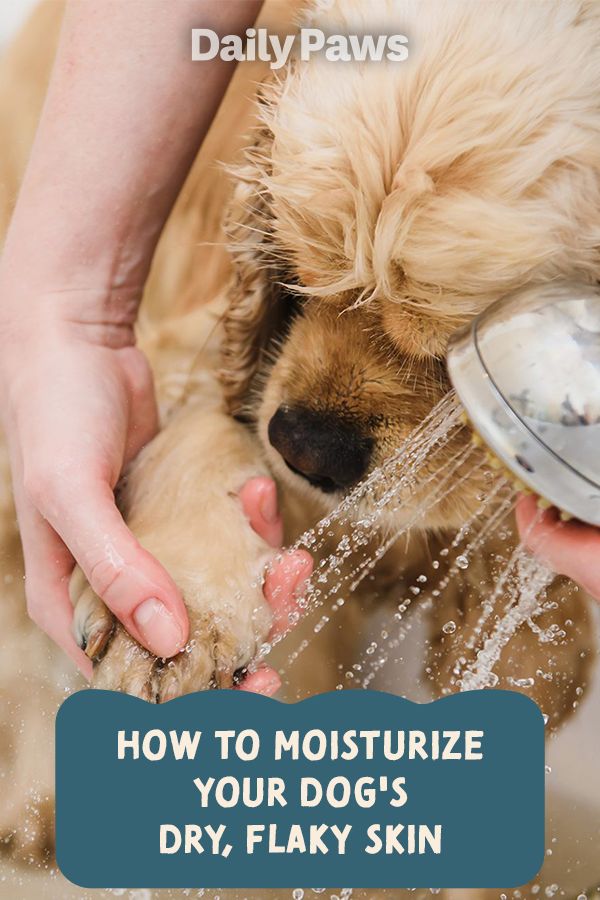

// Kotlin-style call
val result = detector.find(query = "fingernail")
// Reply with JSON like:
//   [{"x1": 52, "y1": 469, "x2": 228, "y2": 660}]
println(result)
[
  {"x1": 259, "y1": 481, "x2": 279, "y2": 524},
  {"x1": 133, "y1": 598, "x2": 183, "y2": 658}
]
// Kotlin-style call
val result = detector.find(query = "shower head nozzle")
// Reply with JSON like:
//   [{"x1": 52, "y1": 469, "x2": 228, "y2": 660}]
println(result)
[{"x1": 447, "y1": 281, "x2": 600, "y2": 526}]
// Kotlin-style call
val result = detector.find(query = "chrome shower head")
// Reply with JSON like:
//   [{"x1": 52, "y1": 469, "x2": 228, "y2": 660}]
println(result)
[{"x1": 447, "y1": 281, "x2": 600, "y2": 526}]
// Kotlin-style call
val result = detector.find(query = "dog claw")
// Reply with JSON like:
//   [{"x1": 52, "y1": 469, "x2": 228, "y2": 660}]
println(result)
[
  {"x1": 84, "y1": 619, "x2": 115, "y2": 661},
  {"x1": 157, "y1": 669, "x2": 182, "y2": 703},
  {"x1": 71, "y1": 594, "x2": 115, "y2": 662},
  {"x1": 70, "y1": 570, "x2": 116, "y2": 661},
  {"x1": 215, "y1": 668, "x2": 235, "y2": 690}
]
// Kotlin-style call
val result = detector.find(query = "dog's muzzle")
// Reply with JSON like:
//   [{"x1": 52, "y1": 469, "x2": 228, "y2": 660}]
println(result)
[{"x1": 268, "y1": 405, "x2": 373, "y2": 493}]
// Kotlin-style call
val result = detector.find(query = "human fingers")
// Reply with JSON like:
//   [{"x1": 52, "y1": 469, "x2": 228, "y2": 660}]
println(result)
[
  {"x1": 238, "y1": 476, "x2": 284, "y2": 548},
  {"x1": 264, "y1": 550, "x2": 313, "y2": 638},
  {"x1": 237, "y1": 666, "x2": 282, "y2": 697},
  {"x1": 516, "y1": 494, "x2": 600, "y2": 600},
  {"x1": 14, "y1": 484, "x2": 93, "y2": 677},
  {"x1": 25, "y1": 470, "x2": 188, "y2": 658}
]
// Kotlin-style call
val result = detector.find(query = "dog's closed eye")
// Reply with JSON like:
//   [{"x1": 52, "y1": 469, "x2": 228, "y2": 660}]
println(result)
[{"x1": 271, "y1": 277, "x2": 304, "y2": 337}]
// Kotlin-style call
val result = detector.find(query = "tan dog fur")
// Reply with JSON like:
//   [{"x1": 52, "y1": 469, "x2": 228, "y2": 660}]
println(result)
[{"x1": 0, "y1": 6, "x2": 598, "y2": 900}]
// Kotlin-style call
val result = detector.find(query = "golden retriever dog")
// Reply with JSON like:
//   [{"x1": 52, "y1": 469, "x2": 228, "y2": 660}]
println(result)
[{"x1": 0, "y1": 3, "x2": 599, "y2": 898}]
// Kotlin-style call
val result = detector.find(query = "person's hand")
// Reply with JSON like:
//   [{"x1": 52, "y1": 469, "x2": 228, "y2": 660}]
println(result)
[
  {"x1": 0, "y1": 303, "x2": 190, "y2": 678},
  {"x1": 0, "y1": 0, "x2": 265, "y2": 681},
  {"x1": 516, "y1": 494, "x2": 600, "y2": 601},
  {"x1": 236, "y1": 476, "x2": 313, "y2": 696}
]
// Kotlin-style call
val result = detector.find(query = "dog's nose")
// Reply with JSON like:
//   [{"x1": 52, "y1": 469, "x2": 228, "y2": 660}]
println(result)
[{"x1": 268, "y1": 406, "x2": 372, "y2": 493}]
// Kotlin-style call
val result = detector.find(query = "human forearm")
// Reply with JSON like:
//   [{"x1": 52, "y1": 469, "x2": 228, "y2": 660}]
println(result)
[
  {"x1": 0, "y1": 0, "x2": 263, "y2": 669},
  {"x1": 1, "y1": 0, "x2": 262, "y2": 319}
]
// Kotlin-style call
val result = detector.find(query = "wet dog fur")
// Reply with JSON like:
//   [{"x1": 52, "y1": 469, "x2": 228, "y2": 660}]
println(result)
[{"x1": 0, "y1": 4, "x2": 598, "y2": 897}]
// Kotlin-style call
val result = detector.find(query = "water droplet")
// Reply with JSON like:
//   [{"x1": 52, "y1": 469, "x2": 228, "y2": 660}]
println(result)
[
  {"x1": 456, "y1": 555, "x2": 469, "y2": 569},
  {"x1": 511, "y1": 677, "x2": 534, "y2": 688},
  {"x1": 442, "y1": 621, "x2": 457, "y2": 635},
  {"x1": 293, "y1": 890, "x2": 305, "y2": 899}
]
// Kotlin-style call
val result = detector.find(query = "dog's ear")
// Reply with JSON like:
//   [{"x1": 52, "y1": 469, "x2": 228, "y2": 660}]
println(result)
[
  {"x1": 219, "y1": 93, "x2": 298, "y2": 419},
  {"x1": 219, "y1": 151, "x2": 275, "y2": 417}
]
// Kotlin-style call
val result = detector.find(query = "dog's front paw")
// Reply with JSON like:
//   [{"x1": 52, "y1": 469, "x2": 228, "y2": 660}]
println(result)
[{"x1": 72, "y1": 568, "x2": 272, "y2": 701}]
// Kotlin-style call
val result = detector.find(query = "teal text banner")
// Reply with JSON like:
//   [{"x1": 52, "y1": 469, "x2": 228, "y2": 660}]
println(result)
[{"x1": 56, "y1": 689, "x2": 544, "y2": 889}]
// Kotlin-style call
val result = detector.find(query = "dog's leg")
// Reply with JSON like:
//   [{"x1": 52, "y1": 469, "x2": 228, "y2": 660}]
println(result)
[{"x1": 71, "y1": 401, "x2": 274, "y2": 701}]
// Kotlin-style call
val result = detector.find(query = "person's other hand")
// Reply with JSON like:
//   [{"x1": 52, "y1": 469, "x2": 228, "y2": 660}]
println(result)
[
  {"x1": 0, "y1": 305, "x2": 190, "y2": 678},
  {"x1": 516, "y1": 494, "x2": 600, "y2": 600},
  {"x1": 236, "y1": 477, "x2": 313, "y2": 696}
]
